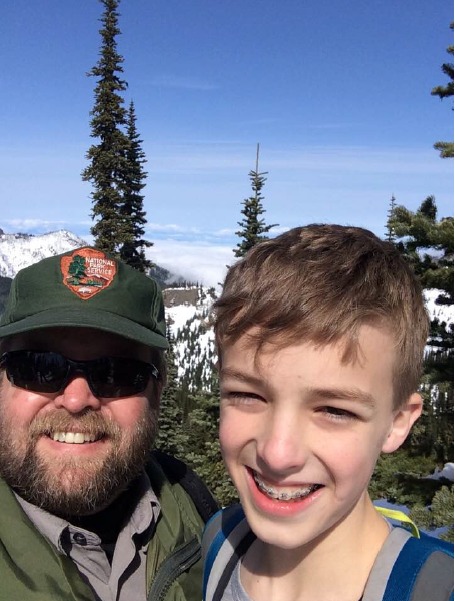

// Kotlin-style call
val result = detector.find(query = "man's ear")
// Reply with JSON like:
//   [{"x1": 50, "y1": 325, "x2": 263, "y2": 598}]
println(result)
[{"x1": 382, "y1": 393, "x2": 423, "y2": 454}]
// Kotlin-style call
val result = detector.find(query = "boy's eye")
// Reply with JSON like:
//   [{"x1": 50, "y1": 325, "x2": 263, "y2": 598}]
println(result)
[
  {"x1": 222, "y1": 391, "x2": 265, "y2": 406},
  {"x1": 318, "y1": 406, "x2": 357, "y2": 421}
]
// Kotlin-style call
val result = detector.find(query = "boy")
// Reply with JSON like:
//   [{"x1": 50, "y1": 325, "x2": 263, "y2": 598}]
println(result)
[{"x1": 203, "y1": 225, "x2": 453, "y2": 601}]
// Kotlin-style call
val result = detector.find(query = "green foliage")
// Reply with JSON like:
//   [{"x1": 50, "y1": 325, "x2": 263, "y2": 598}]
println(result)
[
  {"x1": 155, "y1": 328, "x2": 189, "y2": 458},
  {"x1": 385, "y1": 195, "x2": 397, "y2": 242},
  {"x1": 82, "y1": 0, "x2": 130, "y2": 254},
  {"x1": 431, "y1": 22, "x2": 454, "y2": 158},
  {"x1": 388, "y1": 197, "x2": 453, "y2": 465},
  {"x1": 389, "y1": 196, "x2": 453, "y2": 303},
  {"x1": 410, "y1": 486, "x2": 454, "y2": 542},
  {"x1": 182, "y1": 383, "x2": 238, "y2": 507},
  {"x1": 369, "y1": 450, "x2": 442, "y2": 507},
  {"x1": 234, "y1": 144, "x2": 277, "y2": 258},
  {"x1": 434, "y1": 141, "x2": 454, "y2": 159},
  {"x1": 407, "y1": 386, "x2": 453, "y2": 463},
  {"x1": 119, "y1": 101, "x2": 153, "y2": 272},
  {"x1": 82, "y1": 0, "x2": 152, "y2": 268}
]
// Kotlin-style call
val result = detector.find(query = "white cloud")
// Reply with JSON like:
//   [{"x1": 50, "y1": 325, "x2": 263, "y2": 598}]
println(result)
[
  {"x1": 147, "y1": 239, "x2": 235, "y2": 287},
  {"x1": 212, "y1": 228, "x2": 236, "y2": 237},
  {"x1": 146, "y1": 223, "x2": 200, "y2": 234},
  {"x1": 3, "y1": 219, "x2": 91, "y2": 232}
]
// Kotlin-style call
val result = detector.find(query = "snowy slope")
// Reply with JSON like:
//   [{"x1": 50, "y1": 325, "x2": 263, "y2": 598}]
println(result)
[
  {"x1": 165, "y1": 287, "x2": 217, "y2": 386},
  {"x1": 424, "y1": 289, "x2": 453, "y2": 328},
  {"x1": 0, "y1": 230, "x2": 88, "y2": 278}
]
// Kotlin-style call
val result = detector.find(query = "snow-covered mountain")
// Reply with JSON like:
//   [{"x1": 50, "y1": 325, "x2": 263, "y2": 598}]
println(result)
[{"x1": 0, "y1": 229, "x2": 88, "y2": 278}]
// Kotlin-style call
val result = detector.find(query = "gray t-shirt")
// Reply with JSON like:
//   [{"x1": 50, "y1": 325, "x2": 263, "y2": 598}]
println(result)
[
  {"x1": 222, "y1": 560, "x2": 250, "y2": 601},
  {"x1": 215, "y1": 527, "x2": 452, "y2": 601}
]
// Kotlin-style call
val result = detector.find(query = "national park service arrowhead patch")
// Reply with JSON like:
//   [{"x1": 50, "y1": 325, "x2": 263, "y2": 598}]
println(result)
[{"x1": 60, "y1": 248, "x2": 117, "y2": 300}]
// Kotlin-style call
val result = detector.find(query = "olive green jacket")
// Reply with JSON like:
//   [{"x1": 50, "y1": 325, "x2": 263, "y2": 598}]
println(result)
[{"x1": 0, "y1": 456, "x2": 207, "y2": 601}]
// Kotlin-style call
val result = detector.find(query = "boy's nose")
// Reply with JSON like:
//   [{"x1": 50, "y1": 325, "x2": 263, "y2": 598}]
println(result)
[
  {"x1": 256, "y1": 409, "x2": 307, "y2": 475},
  {"x1": 53, "y1": 376, "x2": 102, "y2": 413}
]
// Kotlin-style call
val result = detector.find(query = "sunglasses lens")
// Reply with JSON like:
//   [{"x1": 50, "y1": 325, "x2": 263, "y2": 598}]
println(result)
[
  {"x1": 2, "y1": 351, "x2": 154, "y2": 398},
  {"x1": 5, "y1": 351, "x2": 68, "y2": 393},
  {"x1": 91, "y1": 357, "x2": 151, "y2": 397}
]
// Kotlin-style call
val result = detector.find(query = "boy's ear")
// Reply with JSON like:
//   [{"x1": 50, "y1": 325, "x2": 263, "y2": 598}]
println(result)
[{"x1": 381, "y1": 393, "x2": 423, "y2": 454}]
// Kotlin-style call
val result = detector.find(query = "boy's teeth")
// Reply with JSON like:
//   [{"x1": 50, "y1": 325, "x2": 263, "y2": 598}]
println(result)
[
  {"x1": 52, "y1": 432, "x2": 97, "y2": 444},
  {"x1": 253, "y1": 471, "x2": 318, "y2": 501}
]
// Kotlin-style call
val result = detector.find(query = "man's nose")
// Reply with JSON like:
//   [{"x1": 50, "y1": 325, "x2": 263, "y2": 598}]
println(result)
[{"x1": 53, "y1": 375, "x2": 102, "y2": 413}]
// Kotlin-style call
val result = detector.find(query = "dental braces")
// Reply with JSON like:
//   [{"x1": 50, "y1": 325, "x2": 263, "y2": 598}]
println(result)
[{"x1": 254, "y1": 473, "x2": 316, "y2": 500}]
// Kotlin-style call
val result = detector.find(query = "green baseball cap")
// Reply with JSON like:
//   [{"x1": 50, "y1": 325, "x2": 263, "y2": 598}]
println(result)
[{"x1": 0, "y1": 247, "x2": 168, "y2": 349}]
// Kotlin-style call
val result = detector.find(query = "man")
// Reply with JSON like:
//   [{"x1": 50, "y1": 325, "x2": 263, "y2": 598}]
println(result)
[{"x1": 0, "y1": 246, "x2": 217, "y2": 601}]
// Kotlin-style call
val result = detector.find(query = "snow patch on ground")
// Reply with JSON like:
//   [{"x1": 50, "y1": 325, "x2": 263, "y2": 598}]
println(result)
[{"x1": 425, "y1": 462, "x2": 454, "y2": 482}]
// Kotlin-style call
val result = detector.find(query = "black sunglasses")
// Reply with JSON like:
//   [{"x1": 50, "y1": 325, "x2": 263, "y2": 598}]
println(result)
[{"x1": 0, "y1": 350, "x2": 160, "y2": 398}]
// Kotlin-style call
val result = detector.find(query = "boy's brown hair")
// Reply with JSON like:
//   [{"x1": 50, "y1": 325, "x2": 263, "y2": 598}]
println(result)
[{"x1": 213, "y1": 224, "x2": 429, "y2": 408}]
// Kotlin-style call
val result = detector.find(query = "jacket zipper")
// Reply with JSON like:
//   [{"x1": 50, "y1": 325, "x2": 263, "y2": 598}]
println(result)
[{"x1": 147, "y1": 536, "x2": 202, "y2": 601}]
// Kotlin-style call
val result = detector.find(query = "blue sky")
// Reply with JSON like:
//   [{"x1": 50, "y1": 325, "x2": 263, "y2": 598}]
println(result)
[{"x1": 1, "y1": 0, "x2": 453, "y2": 284}]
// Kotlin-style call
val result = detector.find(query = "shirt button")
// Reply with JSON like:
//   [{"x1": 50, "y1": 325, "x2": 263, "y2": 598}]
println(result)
[{"x1": 72, "y1": 532, "x2": 87, "y2": 546}]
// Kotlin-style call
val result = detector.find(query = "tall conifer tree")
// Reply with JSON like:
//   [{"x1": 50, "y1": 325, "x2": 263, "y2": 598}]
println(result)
[
  {"x1": 83, "y1": 0, "x2": 154, "y2": 265},
  {"x1": 155, "y1": 326, "x2": 188, "y2": 458},
  {"x1": 385, "y1": 194, "x2": 397, "y2": 242},
  {"x1": 119, "y1": 101, "x2": 152, "y2": 271},
  {"x1": 234, "y1": 144, "x2": 277, "y2": 258},
  {"x1": 431, "y1": 22, "x2": 454, "y2": 158},
  {"x1": 388, "y1": 197, "x2": 454, "y2": 462},
  {"x1": 82, "y1": 0, "x2": 130, "y2": 254}
]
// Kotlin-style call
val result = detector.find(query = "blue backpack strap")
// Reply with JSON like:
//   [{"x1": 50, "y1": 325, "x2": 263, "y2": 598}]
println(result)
[
  {"x1": 382, "y1": 530, "x2": 453, "y2": 601},
  {"x1": 202, "y1": 503, "x2": 256, "y2": 601}
]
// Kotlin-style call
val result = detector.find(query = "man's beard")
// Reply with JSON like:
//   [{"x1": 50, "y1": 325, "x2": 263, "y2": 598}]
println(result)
[{"x1": 0, "y1": 406, "x2": 158, "y2": 518}]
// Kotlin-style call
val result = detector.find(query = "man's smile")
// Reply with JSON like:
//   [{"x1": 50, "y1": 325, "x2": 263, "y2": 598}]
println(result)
[{"x1": 49, "y1": 431, "x2": 102, "y2": 444}]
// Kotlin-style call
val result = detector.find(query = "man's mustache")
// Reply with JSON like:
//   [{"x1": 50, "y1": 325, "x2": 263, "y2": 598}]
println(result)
[{"x1": 28, "y1": 409, "x2": 121, "y2": 440}]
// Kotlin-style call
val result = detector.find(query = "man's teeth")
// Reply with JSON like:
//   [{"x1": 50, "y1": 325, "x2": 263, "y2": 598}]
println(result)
[
  {"x1": 51, "y1": 432, "x2": 99, "y2": 444},
  {"x1": 253, "y1": 471, "x2": 319, "y2": 501}
]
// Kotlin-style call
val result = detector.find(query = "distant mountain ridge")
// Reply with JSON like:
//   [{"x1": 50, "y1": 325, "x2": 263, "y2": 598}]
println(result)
[
  {"x1": 0, "y1": 229, "x2": 189, "y2": 288},
  {"x1": 0, "y1": 229, "x2": 88, "y2": 278}
]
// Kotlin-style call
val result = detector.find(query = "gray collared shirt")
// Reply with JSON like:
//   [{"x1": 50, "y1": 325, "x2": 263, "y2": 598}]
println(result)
[{"x1": 15, "y1": 472, "x2": 161, "y2": 601}]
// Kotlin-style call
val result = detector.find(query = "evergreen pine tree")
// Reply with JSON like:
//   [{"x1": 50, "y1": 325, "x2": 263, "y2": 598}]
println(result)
[
  {"x1": 388, "y1": 197, "x2": 454, "y2": 462},
  {"x1": 410, "y1": 486, "x2": 454, "y2": 542},
  {"x1": 234, "y1": 144, "x2": 277, "y2": 257},
  {"x1": 183, "y1": 378, "x2": 238, "y2": 506},
  {"x1": 385, "y1": 194, "x2": 397, "y2": 242},
  {"x1": 82, "y1": 0, "x2": 131, "y2": 255},
  {"x1": 119, "y1": 101, "x2": 153, "y2": 271},
  {"x1": 155, "y1": 325, "x2": 188, "y2": 458},
  {"x1": 389, "y1": 196, "x2": 453, "y2": 305},
  {"x1": 431, "y1": 22, "x2": 454, "y2": 158}
]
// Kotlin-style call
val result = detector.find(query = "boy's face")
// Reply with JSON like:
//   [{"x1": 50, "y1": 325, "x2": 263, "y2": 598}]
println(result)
[{"x1": 219, "y1": 325, "x2": 421, "y2": 550}]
